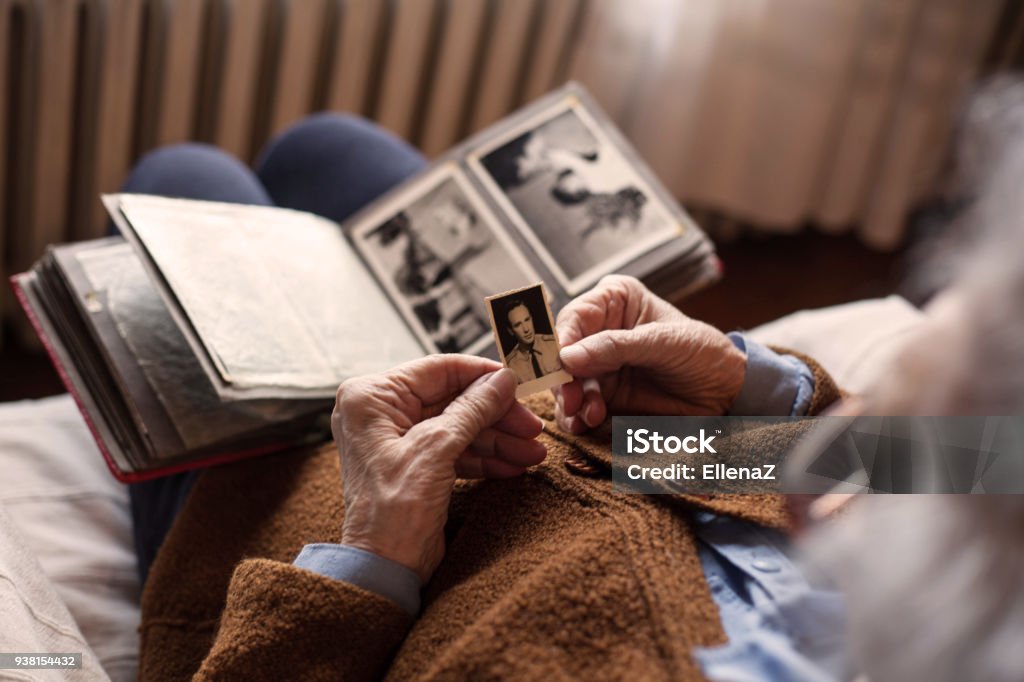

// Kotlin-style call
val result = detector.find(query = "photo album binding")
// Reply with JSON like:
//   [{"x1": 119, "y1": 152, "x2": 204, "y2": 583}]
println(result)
[{"x1": 10, "y1": 83, "x2": 719, "y2": 481}]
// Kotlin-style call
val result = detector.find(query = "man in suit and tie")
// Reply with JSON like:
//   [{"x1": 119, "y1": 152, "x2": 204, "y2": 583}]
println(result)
[{"x1": 503, "y1": 299, "x2": 562, "y2": 384}]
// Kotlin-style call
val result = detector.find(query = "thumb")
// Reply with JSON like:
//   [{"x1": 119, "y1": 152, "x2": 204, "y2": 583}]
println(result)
[
  {"x1": 559, "y1": 326, "x2": 679, "y2": 378},
  {"x1": 409, "y1": 368, "x2": 518, "y2": 458}
]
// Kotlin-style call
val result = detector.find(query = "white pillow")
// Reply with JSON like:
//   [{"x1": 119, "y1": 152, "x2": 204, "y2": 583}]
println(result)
[
  {"x1": 0, "y1": 395, "x2": 138, "y2": 681},
  {"x1": 0, "y1": 503, "x2": 110, "y2": 680},
  {"x1": 748, "y1": 295, "x2": 925, "y2": 394}
]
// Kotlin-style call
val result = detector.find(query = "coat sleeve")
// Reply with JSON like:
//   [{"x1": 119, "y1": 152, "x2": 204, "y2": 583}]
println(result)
[{"x1": 194, "y1": 558, "x2": 413, "y2": 681}]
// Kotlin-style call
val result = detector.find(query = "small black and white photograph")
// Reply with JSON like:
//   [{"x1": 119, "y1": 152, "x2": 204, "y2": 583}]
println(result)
[
  {"x1": 470, "y1": 99, "x2": 680, "y2": 294},
  {"x1": 351, "y1": 168, "x2": 540, "y2": 354},
  {"x1": 485, "y1": 282, "x2": 572, "y2": 398}
]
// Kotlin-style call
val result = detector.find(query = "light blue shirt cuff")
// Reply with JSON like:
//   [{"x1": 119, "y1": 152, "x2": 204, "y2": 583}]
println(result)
[
  {"x1": 294, "y1": 544, "x2": 421, "y2": 616},
  {"x1": 727, "y1": 333, "x2": 815, "y2": 417}
]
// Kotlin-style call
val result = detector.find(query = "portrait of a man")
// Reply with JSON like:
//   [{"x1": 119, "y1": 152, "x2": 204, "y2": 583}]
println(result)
[
  {"x1": 503, "y1": 298, "x2": 562, "y2": 383},
  {"x1": 486, "y1": 283, "x2": 572, "y2": 397}
]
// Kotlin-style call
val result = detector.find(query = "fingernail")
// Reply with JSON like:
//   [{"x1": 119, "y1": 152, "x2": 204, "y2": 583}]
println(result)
[
  {"x1": 486, "y1": 368, "x2": 516, "y2": 390},
  {"x1": 560, "y1": 344, "x2": 586, "y2": 366},
  {"x1": 526, "y1": 440, "x2": 548, "y2": 464},
  {"x1": 569, "y1": 416, "x2": 588, "y2": 435},
  {"x1": 469, "y1": 368, "x2": 512, "y2": 392},
  {"x1": 583, "y1": 402, "x2": 598, "y2": 426}
]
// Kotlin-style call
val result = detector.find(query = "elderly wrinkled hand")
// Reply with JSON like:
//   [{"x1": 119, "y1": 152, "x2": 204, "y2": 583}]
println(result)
[
  {"x1": 331, "y1": 355, "x2": 546, "y2": 583},
  {"x1": 554, "y1": 275, "x2": 747, "y2": 433}
]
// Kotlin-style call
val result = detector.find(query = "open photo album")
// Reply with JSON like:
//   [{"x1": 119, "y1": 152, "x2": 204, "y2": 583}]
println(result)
[{"x1": 11, "y1": 83, "x2": 719, "y2": 481}]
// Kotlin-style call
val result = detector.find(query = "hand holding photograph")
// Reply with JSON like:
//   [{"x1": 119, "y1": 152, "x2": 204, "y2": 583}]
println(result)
[{"x1": 486, "y1": 283, "x2": 572, "y2": 398}]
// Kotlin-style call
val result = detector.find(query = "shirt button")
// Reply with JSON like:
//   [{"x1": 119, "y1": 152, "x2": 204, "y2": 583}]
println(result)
[
  {"x1": 564, "y1": 453, "x2": 600, "y2": 477},
  {"x1": 751, "y1": 558, "x2": 781, "y2": 573}
]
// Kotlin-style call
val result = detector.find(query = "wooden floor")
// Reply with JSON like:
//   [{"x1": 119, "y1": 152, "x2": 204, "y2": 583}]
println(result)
[{"x1": 0, "y1": 230, "x2": 905, "y2": 403}]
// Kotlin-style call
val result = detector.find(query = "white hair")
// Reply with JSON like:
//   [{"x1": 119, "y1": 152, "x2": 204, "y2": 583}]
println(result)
[{"x1": 803, "y1": 77, "x2": 1024, "y2": 682}]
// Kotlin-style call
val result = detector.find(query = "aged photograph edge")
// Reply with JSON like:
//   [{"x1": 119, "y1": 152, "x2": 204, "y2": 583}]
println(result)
[{"x1": 484, "y1": 281, "x2": 573, "y2": 398}]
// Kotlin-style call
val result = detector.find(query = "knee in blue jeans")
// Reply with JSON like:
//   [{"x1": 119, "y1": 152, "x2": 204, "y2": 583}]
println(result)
[
  {"x1": 255, "y1": 112, "x2": 426, "y2": 222},
  {"x1": 120, "y1": 142, "x2": 271, "y2": 207},
  {"x1": 281, "y1": 112, "x2": 371, "y2": 139},
  {"x1": 260, "y1": 113, "x2": 390, "y2": 158},
  {"x1": 129, "y1": 143, "x2": 244, "y2": 181},
  {"x1": 257, "y1": 112, "x2": 425, "y2": 173}
]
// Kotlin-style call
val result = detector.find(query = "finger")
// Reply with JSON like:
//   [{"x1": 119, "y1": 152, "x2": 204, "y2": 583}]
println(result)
[
  {"x1": 491, "y1": 401, "x2": 544, "y2": 438},
  {"x1": 554, "y1": 378, "x2": 593, "y2": 432},
  {"x1": 580, "y1": 382, "x2": 607, "y2": 428},
  {"x1": 554, "y1": 392, "x2": 573, "y2": 433},
  {"x1": 556, "y1": 378, "x2": 585, "y2": 419},
  {"x1": 552, "y1": 382, "x2": 577, "y2": 430},
  {"x1": 455, "y1": 457, "x2": 527, "y2": 480},
  {"x1": 559, "y1": 413, "x2": 589, "y2": 435},
  {"x1": 557, "y1": 379, "x2": 605, "y2": 432},
  {"x1": 388, "y1": 354, "x2": 503, "y2": 409},
  {"x1": 468, "y1": 429, "x2": 547, "y2": 467},
  {"x1": 556, "y1": 275, "x2": 680, "y2": 346},
  {"x1": 407, "y1": 368, "x2": 518, "y2": 458},
  {"x1": 560, "y1": 326, "x2": 680, "y2": 379},
  {"x1": 556, "y1": 276, "x2": 638, "y2": 346}
]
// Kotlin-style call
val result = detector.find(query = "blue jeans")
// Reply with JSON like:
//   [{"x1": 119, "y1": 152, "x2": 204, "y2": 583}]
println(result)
[{"x1": 126, "y1": 114, "x2": 426, "y2": 585}]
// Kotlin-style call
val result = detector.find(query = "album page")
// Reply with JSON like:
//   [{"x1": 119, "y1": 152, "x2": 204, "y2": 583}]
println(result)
[
  {"x1": 343, "y1": 84, "x2": 714, "y2": 357},
  {"x1": 108, "y1": 194, "x2": 423, "y2": 400}
]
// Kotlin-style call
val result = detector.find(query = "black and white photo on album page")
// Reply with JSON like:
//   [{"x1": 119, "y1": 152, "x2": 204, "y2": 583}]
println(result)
[
  {"x1": 468, "y1": 95, "x2": 682, "y2": 295},
  {"x1": 350, "y1": 164, "x2": 542, "y2": 354}
]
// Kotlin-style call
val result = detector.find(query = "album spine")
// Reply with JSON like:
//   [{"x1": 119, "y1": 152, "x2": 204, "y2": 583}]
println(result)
[
  {"x1": 9, "y1": 273, "x2": 130, "y2": 481},
  {"x1": 9, "y1": 273, "x2": 303, "y2": 483}
]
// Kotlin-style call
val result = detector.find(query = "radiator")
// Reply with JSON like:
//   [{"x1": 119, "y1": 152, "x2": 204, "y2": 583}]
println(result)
[
  {"x1": 0, "y1": 0, "x2": 587, "y2": 334},
  {"x1": 0, "y1": 0, "x2": 1011, "y2": 335}
]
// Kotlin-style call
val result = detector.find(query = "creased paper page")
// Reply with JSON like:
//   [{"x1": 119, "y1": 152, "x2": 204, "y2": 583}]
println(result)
[
  {"x1": 118, "y1": 195, "x2": 422, "y2": 390},
  {"x1": 77, "y1": 243, "x2": 310, "y2": 451}
]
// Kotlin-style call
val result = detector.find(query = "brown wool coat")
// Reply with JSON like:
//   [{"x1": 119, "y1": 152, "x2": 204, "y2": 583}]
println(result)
[{"x1": 139, "y1": 352, "x2": 841, "y2": 681}]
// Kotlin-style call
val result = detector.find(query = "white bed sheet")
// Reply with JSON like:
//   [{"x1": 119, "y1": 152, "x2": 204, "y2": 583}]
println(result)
[{"x1": 0, "y1": 395, "x2": 139, "y2": 681}]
